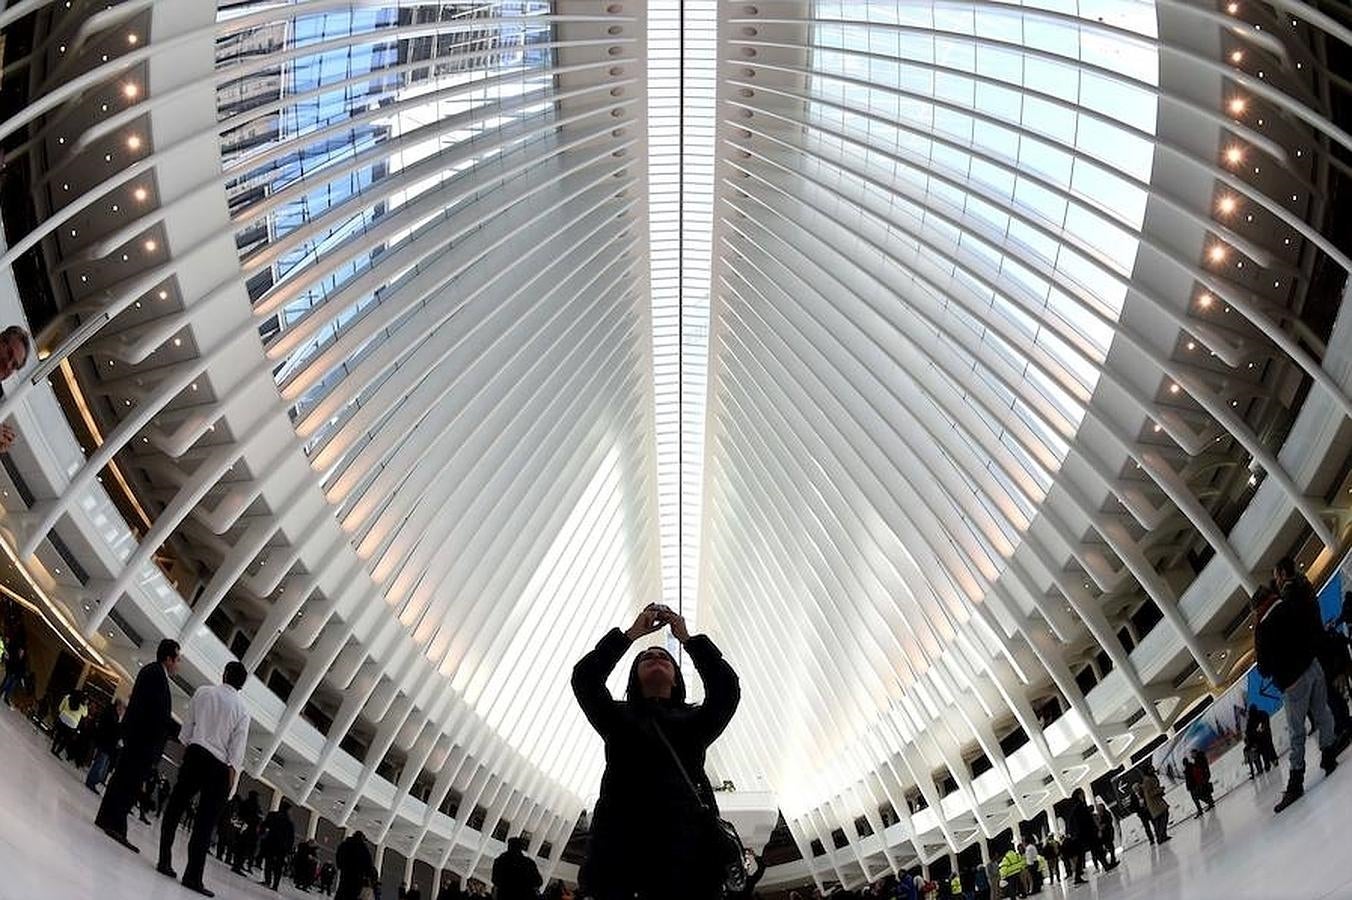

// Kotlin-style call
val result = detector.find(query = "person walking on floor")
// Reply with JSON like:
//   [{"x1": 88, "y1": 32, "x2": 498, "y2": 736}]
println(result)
[
  {"x1": 320, "y1": 860, "x2": 337, "y2": 895},
  {"x1": 491, "y1": 836, "x2": 543, "y2": 898},
  {"x1": 1, "y1": 643, "x2": 29, "y2": 706},
  {"x1": 1021, "y1": 840, "x2": 1041, "y2": 894},
  {"x1": 1253, "y1": 578, "x2": 1344, "y2": 814},
  {"x1": 1244, "y1": 705, "x2": 1278, "y2": 774},
  {"x1": 571, "y1": 602, "x2": 741, "y2": 900},
  {"x1": 50, "y1": 689, "x2": 88, "y2": 760},
  {"x1": 85, "y1": 698, "x2": 124, "y2": 791},
  {"x1": 997, "y1": 846, "x2": 1025, "y2": 898},
  {"x1": 157, "y1": 660, "x2": 251, "y2": 897},
  {"x1": 1065, "y1": 789, "x2": 1114, "y2": 884},
  {"x1": 1182, "y1": 750, "x2": 1215, "y2": 817},
  {"x1": 96, "y1": 638, "x2": 180, "y2": 852},
  {"x1": 1139, "y1": 764, "x2": 1169, "y2": 843},
  {"x1": 1092, "y1": 800, "x2": 1117, "y2": 866},
  {"x1": 1041, "y1": 835, "x2": 1060, "y2": 884},
  {"x1": 259, "y1": 798, "x2": 296, "y2": 891},
  {"x1": 335, "y1": 830, "x2": 378, "y2": 900},
  {"x1": 1319, "y1": 622, "x2": 1352, "y2": 735},
  {"x1": 1125, "y1": 782, "x2": 1154, "y2": 844},
  {"x1": 232, "y1": 788, "x2": 262, "y2": 874}
]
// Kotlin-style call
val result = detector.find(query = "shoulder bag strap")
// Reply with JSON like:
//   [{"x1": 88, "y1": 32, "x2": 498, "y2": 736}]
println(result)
[{"x1": 650, "y1": 719, "x2": 711, "y2": 812}]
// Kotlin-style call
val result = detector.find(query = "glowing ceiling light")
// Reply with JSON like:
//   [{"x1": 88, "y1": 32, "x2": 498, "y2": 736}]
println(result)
[
  {"x1": 133, "y1": 187, "x2": 148, "y2": 202},
  {"x1": 1227, "y1": 97, "x2": 1246, "y2": 115},
  {"x1": 1217, "y1": 196, "x2": 1237, "y2": 215},
  {"x1": 126, "y1": 135, "x2": 142, "y2": 150},
  {"x1": 1169, "y1": 383, "x2": 1181, "y2": 394},
  {"x1": 123, "y1": 83, "x2": 139, "y2": 99},
  {"x1": 1226, "y1": 2, "x2": 1238, "y2": 11},
  {"x1": 1198, "y1": 293, "x2": 1214, "y2": 308},
  {"x1": 1230, "y1": 50, "x2": 1243, "y2": 63},
  {"x1": 1208, "y1": 245, "x2": 1228, "y2": 263},
  {"x1": 1224, "y1": 146, "x2": 1244, "y2": 165},
  {"x1": 127, "y1": 33, "x2": 138, "y2": 45},
  {"x1": 144, "y1": 240, "x2": 158, "y2": 252}
]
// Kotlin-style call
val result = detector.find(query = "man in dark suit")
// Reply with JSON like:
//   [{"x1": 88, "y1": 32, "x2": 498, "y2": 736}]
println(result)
[
  {"x1": 259, "y1": 798, "x2": 296, "y2": 891},
  {"x1": 95, "y1": 638, "x2": 180, "y2": 852}
]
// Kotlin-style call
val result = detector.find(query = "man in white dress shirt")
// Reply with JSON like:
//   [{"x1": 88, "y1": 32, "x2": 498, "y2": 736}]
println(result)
[{"x1": 157, "y1": 660, "x2": 251, "y2": 897}]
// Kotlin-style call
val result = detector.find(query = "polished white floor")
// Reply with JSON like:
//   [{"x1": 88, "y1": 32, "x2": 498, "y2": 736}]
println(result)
[
  {"x1": 1020, "y1": 756, "x2": 1351, "y2": 900},
  {"x1": 2, "y1": 705, "x2": 1351, "y2": 900},
  {"x1": 0, "y1": 709, "x2": 317, "y2": 900}
]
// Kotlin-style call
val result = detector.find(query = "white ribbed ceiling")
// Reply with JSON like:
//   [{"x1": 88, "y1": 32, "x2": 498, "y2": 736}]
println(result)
[{"x1": 4, "y1": 0, "x2": 1352, "y2": 887}]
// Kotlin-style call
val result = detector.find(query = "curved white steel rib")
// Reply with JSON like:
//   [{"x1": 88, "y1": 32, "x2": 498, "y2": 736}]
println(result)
[{"x1": 2, "y1": 0, "x2": 1350, "y2": 889}]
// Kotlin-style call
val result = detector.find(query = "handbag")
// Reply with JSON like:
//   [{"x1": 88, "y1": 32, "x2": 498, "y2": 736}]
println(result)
[{"x1": 651, "y1": 720, "x2": 749, "y2": 896}]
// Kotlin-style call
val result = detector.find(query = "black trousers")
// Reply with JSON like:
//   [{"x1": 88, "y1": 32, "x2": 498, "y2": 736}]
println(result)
[
  {"x1": 95, "y1": 743, "x2": 157, "y2": 836},
  {"x1": 159, "y1": 744, "x2": 230, "y2": 886},
  {"x1": 51, "y1": 722, "x2": 78, "y2": 758},
  {"x1": 263, "y1": 851, "x2": 287, "y2": 890}
]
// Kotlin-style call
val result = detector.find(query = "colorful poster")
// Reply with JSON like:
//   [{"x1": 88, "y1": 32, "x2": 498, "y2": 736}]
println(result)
[{"x1": 1151, "y1": 675, "x2": 1250, "y2": 785}]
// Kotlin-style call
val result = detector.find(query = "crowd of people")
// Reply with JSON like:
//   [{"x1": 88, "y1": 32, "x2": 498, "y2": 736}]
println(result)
[{"x1": 4, "y1": 547, "x2": 1352, "y2": 898}]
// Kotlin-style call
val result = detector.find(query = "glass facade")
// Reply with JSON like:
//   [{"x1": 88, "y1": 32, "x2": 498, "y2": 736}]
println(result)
[{"x1": 216, "y1": 3, "x2": 556, "y2": 457}]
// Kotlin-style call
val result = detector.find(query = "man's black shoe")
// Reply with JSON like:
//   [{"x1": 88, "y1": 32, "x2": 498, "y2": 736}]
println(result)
[
  {"x1": 156, "y1": 863, "x2": 177, "y2": 878},
  {"x1": 100, "y1": 827, "x2": 140, "y2": 854},
  {"x1": 182, "y1": 881, "x2": 215, "y2": 898}
]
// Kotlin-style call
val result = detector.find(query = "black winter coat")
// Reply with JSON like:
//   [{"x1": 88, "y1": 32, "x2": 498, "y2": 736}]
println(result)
[
  {"x1": 92, "y1": 704, "x2": 123, "y2": 754},
  {"x1": 260, "y1": 809, "x2": 295, "y2": 856},
  {"x1": 490, "y1": 847, "x2": 542, "y2": 899},
  {"x1": 335, "y1": 834, "x2": 376, "y2": 900},
  {"x1": 1066, "y1": 797, "x2": 1098, "y2": 850},
  {"x1": 1256, "y1": 592, "x2": 1325, "y2": 690},
  {"x1": 572, "y1": 628, "x2": 740, "y2": 900},
  {"x1": 121, "y1": 662, "x2": 173, "y2": 758}
]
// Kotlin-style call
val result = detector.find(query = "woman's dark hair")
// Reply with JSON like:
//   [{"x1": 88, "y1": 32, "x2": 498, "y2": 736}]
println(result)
[{"x1": 624, "y1": 646, "x2": 687, "y2": 703}]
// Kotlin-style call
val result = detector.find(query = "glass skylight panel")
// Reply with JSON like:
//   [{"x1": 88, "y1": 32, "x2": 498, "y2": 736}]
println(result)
[
  {"x1": 647, "y1": 0, "x2": 717, "y2": 628},
  {"x1": 705, "y1": 0, "x2": 1160, "y2": 820}
]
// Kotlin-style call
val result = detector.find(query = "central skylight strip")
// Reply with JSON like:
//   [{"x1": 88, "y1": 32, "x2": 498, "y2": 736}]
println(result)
[{"x1": 647, "y1": 0, "x2": 716, "y2": 626}]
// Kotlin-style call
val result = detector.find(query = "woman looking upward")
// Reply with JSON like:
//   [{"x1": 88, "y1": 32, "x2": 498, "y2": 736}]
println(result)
[{"x1": 571, "y1": 603, "x2": 741, "y2": 900}]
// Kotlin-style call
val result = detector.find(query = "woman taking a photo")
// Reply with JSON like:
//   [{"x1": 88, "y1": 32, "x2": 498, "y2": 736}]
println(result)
[{"x1": 572, "y1": 603, "x2": 741, "y2": 900}]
